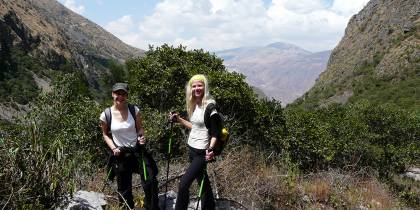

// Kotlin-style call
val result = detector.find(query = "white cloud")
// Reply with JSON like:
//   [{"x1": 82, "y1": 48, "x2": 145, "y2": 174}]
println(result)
[
  {"x1": 280, "y1": 0, "x2": 326, "y2": 14},
  {"x1": 331, "y1": 0, "x2": 369, "y2": 16},
  {"x1": 105, "y1": 15, "x2": 135, "y2": 34},
  {"x1": 105, "y1": 0, "x2": 370, "y2": 52},
  {"x1": 63, "y1": 0, "x2": 85, "y2": 15},
  {"x1": 104, "y1": 15, "x2": 144, "y2": 47}
]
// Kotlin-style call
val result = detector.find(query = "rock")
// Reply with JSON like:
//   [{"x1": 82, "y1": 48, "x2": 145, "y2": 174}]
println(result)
[
  {"x1": 159, "y1": 190, "x2": 177, "y2": 210},
  {"x1": 302, "y1": 195, "x2": 311, "y2": 203},
  {"x1": 358, "y1": 205, "x2": 369, "y2": 210},
  {"x1": 158, "y1": 191, "x2": 237, "y2": 210},
  {"x1": 407, "y1": 167, "x2": 420, "y2": 174},
  {"x1": 403, "y1": 23, "x2": 414, "y2": 33},
  {"x1": 402, "y1": 167, "x2": 420, "y2": 181},
  {"x1": 63, "y1": 190, "x2": 107, "y2": 210}
]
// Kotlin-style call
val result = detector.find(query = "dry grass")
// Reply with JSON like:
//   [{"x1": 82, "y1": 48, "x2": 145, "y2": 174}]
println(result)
[
  {"x1": 299, "y1": 170, "x2": 401, "y2": 209},
  {"x1": 211, "y1": 146, "x2": 301, "y2": 209},
  {"x1": 81, "y1": 147, "x2": 405, "y2": 209},
  {"x1": 209, "y1": 146, "x2": 403, "y2": 209}
]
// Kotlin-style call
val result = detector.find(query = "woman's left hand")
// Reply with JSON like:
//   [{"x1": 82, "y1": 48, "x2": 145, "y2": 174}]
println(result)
[
  {"x1": 138, "y1": 135, "x2": 146, "y2": 145},
  {"x1": 205, "y1": 149, "x2": 215, "y2": 161}
]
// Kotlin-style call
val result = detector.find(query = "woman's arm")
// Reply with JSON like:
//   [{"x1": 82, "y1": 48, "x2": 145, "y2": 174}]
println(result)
[
  {"x1": 101, "y1": 121, "x2": 120, "y2": 155},
  {"x1": 177, "y1": 115, "x2": 192, "y2": 129},
  {"x1": 208, "y1": 136, "x2": 217, "y2": 150},
  {"x1": 170, "y1": 113, "x2": 192, "y2": 129},
  {"x1": 206, "y1": 114, "x2": 219, "y2": 161}
]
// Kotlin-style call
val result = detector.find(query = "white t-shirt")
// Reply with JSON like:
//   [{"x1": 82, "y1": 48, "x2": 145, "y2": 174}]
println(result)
[
  {"x1": 100, "y1": 106, "x2": 140, "y2": 147},
  {"x1": 188, "y1": 104, "x2": 217, "y2": 150}
]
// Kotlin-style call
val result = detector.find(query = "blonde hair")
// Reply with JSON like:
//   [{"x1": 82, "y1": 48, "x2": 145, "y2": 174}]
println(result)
[{"x1": 186, "y1": 74, "x2": 215, "y2": 117}]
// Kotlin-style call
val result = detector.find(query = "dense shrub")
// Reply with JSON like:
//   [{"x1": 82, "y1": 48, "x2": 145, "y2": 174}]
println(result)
[
  {"x1": 285, "y1": 101, "x2": 420, "y2": 176},
  {"x1": 0, "y1": 73, "x2": 103, "y2": 208},
  {"x1": 1, "y1": 43, "x2": 417, "y2": 208},
  {"x1": 125, "y1": 44, "x2": 282, "y2": 154}
]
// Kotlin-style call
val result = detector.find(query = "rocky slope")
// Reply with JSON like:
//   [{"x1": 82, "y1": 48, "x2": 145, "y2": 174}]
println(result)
[
  {"x1": 296, "y1": 0, "x2": 419, "y2": 110},
  {"x1": 0, "y1": 0, "x2": 143, "y2": 64},
  {"x1": 0, "y1": 0, "x2": 143, "y2": 120},
  {"x1": 216, "y1": 42, "x2": 330, "y2": 105}
]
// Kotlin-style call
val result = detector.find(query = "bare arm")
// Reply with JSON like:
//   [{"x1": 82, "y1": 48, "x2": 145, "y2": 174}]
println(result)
[
  {"x1": 101, "y1": 120, "x2": 120, "y2": 155},
  {"x1": 176, "y1": 115, "x2": 192, "y2": 130},
  {"x1": 170, "y1": 112, "x2": 192, "y2": 129}
]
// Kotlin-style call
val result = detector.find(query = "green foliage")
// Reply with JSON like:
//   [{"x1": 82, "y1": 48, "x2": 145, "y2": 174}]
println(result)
[
  {"x1": 285, "y1": 101, "x2": 419, "y2": 175},
  {"x1": 251, "y1": 99, "x2": 287, "y2": 152},
  {"x1": 58, "y1": 62, "x2": 92, "y2": 98},
  {"x1": 0, "y1": 47, "x2": 42, "y2": 104},
  {"x1": 99, "y1": 59, "x2": 128, "y2": 93},
  {"x1": 1, "y1": 43, "x2": 416, "y2": 208},
  {"x1": 126, "y1": 44, "x2": 287, "y2": 155},
  {"x1": 295, "y1": 60, "x2": 419, "y2": 114},
  {"x1": 349, "y1": 69, "x2": 420, "y2": 114},
  {"x1": 0, "y1": 73, "x2": 103, "y2": 208},
  {"x1": 108, "y1": 59, "x2": 128, "y2": 84}
]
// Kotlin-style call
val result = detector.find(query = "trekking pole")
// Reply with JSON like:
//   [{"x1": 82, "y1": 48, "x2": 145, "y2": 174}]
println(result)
[
  {"x1": 140, "y1": 148, "x2": 148, "y2": 181},
  {"x1": 164, "y1": 120, "x2": 173, "y2": 210},
  {"x1": 101, "y1": 152, "x2": 114, "y2": 192},
  {"x1": 195, "y1": 173, "x2": 206, "y2": 210},
  {"x1": 136, "y1": 134, "x2": 148, "y2": 181}
]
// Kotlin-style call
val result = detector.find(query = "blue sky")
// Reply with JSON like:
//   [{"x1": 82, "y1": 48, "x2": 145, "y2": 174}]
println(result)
[{"x1": 57, "y1": 0, "x2": 369, "y2": 52}]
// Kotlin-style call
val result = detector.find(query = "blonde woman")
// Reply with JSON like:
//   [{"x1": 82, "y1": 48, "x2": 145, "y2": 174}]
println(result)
[{"x1": 170, "y1": 74, "x2": 217, "y2": 210}]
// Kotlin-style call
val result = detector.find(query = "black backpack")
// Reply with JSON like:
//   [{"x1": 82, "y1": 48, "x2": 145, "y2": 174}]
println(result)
[{"x1": 204, "y1": 103, "x2": 229, "y2": 156}]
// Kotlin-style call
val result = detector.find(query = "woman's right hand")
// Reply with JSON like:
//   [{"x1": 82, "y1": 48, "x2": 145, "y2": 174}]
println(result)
[
  {"x1": 112, "y1": 147, "x2": 121, "y2": 156},
  {"x1": 169, "y1": 112, "x2": 178, "y2": 123}
]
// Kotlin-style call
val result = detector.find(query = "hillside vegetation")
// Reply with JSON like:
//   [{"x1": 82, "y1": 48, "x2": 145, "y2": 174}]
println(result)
[
  {"x1": 0, "y1": 45, "x2": 418, "y2": 209},
  {"x1": 0, "y1": 0, "x2": 142, "y2": 117},
  {"x1": 295, "y1": 0, "x2": 419, "y2": 113}
]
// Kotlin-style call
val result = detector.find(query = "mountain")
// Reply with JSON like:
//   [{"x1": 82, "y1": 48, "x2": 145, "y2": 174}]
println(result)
[
  {"x1": 295, "y1": 0, "x2": 419, "y2": 111},
  {"x1": 216, "y1": 42, "x2": 331, "y2": 105},
  {"x1": 0, "y1": 0, "x2": 143, "y2": 120}
]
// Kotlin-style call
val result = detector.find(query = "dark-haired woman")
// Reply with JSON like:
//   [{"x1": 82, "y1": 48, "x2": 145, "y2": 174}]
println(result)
[{"x1": 100, "y1": 83, "x2": 160, "y2": 210}]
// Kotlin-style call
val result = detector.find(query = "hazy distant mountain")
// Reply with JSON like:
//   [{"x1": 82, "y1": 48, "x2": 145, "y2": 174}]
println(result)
[
  {"x1": 216, "y1": 42, "x2": 331, "y2": 105},
  {"x1": 295, "y1": 0, "x2": 419, "y2": 111}
]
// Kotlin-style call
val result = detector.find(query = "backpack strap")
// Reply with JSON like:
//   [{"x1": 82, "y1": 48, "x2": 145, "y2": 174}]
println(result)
[
  {"x1": 204, "y1": 103, "x2": 222, "y2": 139},
  {"x1": 104, "y1": 107, "x2": 112, "y2": 137},
  {"x1": 128, "y1": 104, "x2": 138, "y2": 133},
  {"x1": 204, "y1": 103, "x2": 216, "y2": 129},
  {"x1": 104, "y1": 104, "x2": 138, "y2": 136}
]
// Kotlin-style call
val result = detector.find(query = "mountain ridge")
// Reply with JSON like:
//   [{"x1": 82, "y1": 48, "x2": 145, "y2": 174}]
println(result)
[
  {"x1": 216, "y1": 42, "x2": 331, "y2": 105},
  {"x1": 0, "y1": 0, "x2": 144, "y2": 121},
  {"x1": 295, "y1": 0, "x2": 419, "y2": 111}
]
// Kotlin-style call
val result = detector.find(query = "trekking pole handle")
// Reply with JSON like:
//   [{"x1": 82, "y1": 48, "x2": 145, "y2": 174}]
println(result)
[
  {"x1": 137, "y1": 133, "x2": 146, "y2": 145},
  {"x1": 169, "y1": 111, "x2": 178, "y2": 123}
]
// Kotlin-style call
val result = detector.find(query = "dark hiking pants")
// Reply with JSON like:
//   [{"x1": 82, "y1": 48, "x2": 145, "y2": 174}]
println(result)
[
  {"x1": 175, "y1": 146, "x2": 215, "y2": 210},
  {"x1": 115, "y1": 149, "x2": 159, "y2": 210}
]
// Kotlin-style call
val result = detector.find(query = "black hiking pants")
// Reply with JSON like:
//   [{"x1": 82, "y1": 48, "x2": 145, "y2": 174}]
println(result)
[
  {"x1": 115, "y1": 148, "x2": 159, "y2": 210},
  {"x1": 175, "y1": 146, "x2": 215, "y2": 210}
]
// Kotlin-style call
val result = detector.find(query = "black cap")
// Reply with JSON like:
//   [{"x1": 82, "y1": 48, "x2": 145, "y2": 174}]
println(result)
[{"x1": 112, "y1": 83, "x2": 128, "y2": 93}]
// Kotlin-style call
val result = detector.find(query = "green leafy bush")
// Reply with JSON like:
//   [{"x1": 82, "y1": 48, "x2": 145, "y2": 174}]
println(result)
[
  {"x1": 0, "y1": 73, "x2": 103, "y2": 208},
  {"x1": 126, "y1": 44, "x2": 278, "y2": 153},
  {"x1": 285, "y1": 101, "x2": 419, "y2": 176}
]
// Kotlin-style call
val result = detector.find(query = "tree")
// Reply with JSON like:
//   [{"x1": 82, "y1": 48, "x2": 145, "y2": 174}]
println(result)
[{"x1": 126, "y1": 44, "x2": 286, "y2": 151}]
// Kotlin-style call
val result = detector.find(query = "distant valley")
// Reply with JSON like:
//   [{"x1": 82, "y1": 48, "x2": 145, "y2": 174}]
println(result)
[{"x1": 216, "y1": 43, "x2": 331, "y2": 105}]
